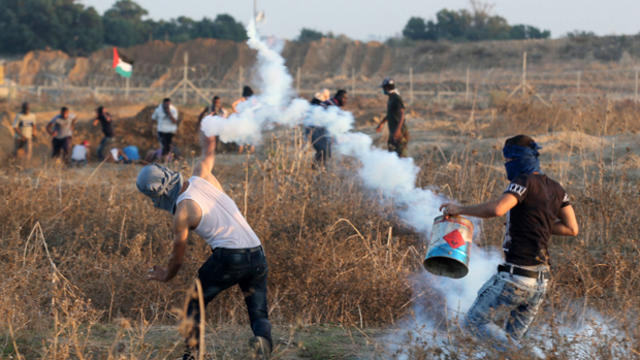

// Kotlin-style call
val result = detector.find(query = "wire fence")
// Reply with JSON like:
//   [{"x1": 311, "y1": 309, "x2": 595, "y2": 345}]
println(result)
[{"x1": 2, "y1": 52, "x2": 640, "y2": 107}]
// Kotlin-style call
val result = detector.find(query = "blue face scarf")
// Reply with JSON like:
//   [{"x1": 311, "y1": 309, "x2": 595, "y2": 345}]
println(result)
[{"x1": 503, "y1": 143, "x2": 542, "y2": 181}]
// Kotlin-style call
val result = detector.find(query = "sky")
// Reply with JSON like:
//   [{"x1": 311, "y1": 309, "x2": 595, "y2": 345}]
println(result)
[{"x1": 79, "y1": 0, "x2": 640, "y2": 41}]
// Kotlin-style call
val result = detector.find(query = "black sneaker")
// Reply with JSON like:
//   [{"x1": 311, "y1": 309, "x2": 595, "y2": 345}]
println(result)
[{"x1": 249, "y1": 336, "x2": 271, "y2": 360}]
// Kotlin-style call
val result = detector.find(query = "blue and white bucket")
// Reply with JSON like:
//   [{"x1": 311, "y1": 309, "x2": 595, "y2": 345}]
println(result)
[{"x1": 423, "y1": 215, "x2": 474, "y2": 279}]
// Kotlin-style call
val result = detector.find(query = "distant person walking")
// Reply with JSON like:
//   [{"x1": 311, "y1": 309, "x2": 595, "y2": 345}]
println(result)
[
  {"x1": 232, "y1": 86, "x2": 256, "y2": 154},
  {"x1": 12, "y1": 102, "x2": 37, "y2": 161},
  {"x1": 376, "y1": 78, "x2": 409, "y2": 157},
  {"x1": 138, "y1": 134, "x2": 272, "y2": 360},
  {"x1": 152, "y1": 98, "x2": 179, "y2": 161},
  {"x1": 46, "y1": 107, "x2": 76, "y2": 160},
  {"x1": 307, "y1": 89, "x2": 348, "y2": 168},
  {"x1": 93, "y1": 106, "x2": 114, "y2": 161}
]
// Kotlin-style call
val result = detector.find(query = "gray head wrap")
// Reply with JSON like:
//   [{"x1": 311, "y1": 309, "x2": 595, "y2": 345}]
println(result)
[{"x1": 136, "y1": 164, "x2": 184, "y2": 213}]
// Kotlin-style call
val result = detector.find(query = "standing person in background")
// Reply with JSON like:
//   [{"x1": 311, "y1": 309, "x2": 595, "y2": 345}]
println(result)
[
  {"x1": 12, "y1": 102, "x2": 37, "y2": 162},
  {"x1": 46, "y1": 107, "x2": 76, "y2": 161},
  {"x1": 376, "y1": 78, "x2": 409, "y2": 158},
  {"x1": 138, "y1": 134, "x2": 272, "y2": 360},
  {"x1": 232, "y1": 86, "x2": 254, "y2": 113},
  {"x1": 309, "y1": 89, "x2": 330, "y2": 106},
  {"x1": 93, "y1": 106, "x2": 114, "y2": 161},
  {"x1": 199, "y1": 95, "x2": 232, "y2": 153},
  {"x1": 307, "y1": 89, "x2": 348, "y2": 168},
  {"x1": 93, "y1": 106, "x2": 115, "y2": 161},
  {"x1": 232, "y1": 86, "x2": 256, "y2": 154},
  {"x1": 152, "y1": 98, "x2": 179, "y2": 161},
  {"x1": 439, "y1": 135, "x2": 579, "y2": 352},
  {"x1": 198, "y1": 95, "x2": 228, "y2": 126}
]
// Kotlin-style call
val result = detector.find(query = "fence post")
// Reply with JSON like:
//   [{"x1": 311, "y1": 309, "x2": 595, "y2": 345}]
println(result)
[
  {"x1": 635, "y1": 69, "x2": 638, "y2": 103},
  {"x1": 182, "y1": 52, "x2": 189, "y2": 104},
  {"x1": 238, "y1": 66, "x2": 244, "y2": 96},
  {"x1": 465, "y1": 67, "x2": 470, "y2": 102},
  {"x1": 409, "y1": 67, "x2": 414, "y2": 104},
  {"x1": 296, "y1": 67, "x2": 301, "y2": 94},
  {"x1": 437, "y1": 72, "x2": 442, "y2": 102},
  {"x1": 576, "y1": 71, "x2": 581, "y2": 97},
  {"x1": 521, "y1": 51, "x2": 527, "y2": 96},
  {"x1": 351, "y1": 68, "x2": 355, "y2": 96}
]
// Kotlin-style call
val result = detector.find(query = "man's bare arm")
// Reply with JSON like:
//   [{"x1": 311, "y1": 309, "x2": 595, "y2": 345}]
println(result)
[
  {"x1": 440, "y1": 193, "x2": 518, "y2": 219},
  {"x1": 147, "y1": 201, "x2": 198, "y2": 282},
  {"x1": 552, "y1": 205, "x2": 579, "y2": 236},
  {"x1": 375, "y1": 116, "x2": 388, "y2": 132},
  {"x1": 193, "y1": 132, "x2": 217, "y2": 179}
]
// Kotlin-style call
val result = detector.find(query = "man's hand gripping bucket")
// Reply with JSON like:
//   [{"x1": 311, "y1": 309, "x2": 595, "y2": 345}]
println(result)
[{"x1": 423, "y1": 215, "x2": 474, "y2": 279}]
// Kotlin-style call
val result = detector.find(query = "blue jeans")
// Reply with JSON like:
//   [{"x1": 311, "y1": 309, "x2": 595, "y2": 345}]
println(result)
[
  {"x1": 185, "y1": 246, "x2": 271, "y2": 353},
  {"x1": 464, "y1": 268, "x2": 548, "y2": 350},
  {"x1": 97, "y1": 136, "x2": 114, "y2": 160}
]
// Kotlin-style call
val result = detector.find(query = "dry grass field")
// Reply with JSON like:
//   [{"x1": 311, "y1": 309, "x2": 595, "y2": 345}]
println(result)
[{"x1": 0, "y1": 94, "x2": 639, "y2": 359}]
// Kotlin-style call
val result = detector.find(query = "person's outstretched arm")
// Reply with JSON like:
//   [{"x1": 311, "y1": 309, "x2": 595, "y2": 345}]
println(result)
[
  {"x1": 146, "y1": 201, "x2": 196, "y2": 282},
  {"x1": 440, "y1": 193, "x2": 518, "y2": 219},
  {"x1": 194, "y1": 132, "x2": 217, "y2": 179}
]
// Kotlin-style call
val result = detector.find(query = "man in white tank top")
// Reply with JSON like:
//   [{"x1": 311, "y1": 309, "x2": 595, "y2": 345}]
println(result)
[{"x1": 136, "y1": 134, "x2": 272, "y2": 360}]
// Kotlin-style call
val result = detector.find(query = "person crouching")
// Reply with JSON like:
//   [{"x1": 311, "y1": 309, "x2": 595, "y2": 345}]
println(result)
[{"x1": 137, "y1": 133, "x2": 272, "y2": 360}]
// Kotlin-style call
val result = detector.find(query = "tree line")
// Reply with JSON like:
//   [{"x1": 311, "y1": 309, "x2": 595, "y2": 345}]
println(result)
[
  {"x1": 402, "y1": 5, "x2": 551, "y2": 42},
  {"x1": 0, "y1": 0, "x2": 557, "y2": 56},
  {"x1": 0, "y1": 0, "x2": 247, "y2": 56}
]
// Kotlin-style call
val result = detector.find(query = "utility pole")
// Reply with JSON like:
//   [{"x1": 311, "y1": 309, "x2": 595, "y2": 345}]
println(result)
[
  {"x1": 521, "y1": 51, "x2": 527, "y2": 97},
  {"x1": 253, "y1": 0, "x2": 257, "y2": 20},
  {"x1": 576, "y1": 71, "x2": 581, "y2": 97},
  {"x1": 635, "y1": 69, "x2": 639, "y2": 103},
  {"x1": 182, "y1": 52, "x2": 188, "y2": 104},
  {"x1": 465, "y1": 67, "x2": 470, "y2": 102},
  {"x1": 409, "y1": 67, "x2": 414, "y2": 104},
  {"x1": 351, "y1": 68, "x2": 355, "y2": 96}
]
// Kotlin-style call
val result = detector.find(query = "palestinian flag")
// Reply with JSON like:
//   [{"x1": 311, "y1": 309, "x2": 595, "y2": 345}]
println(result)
[{"x1": 112, "y1": 48, "x2": 133, "y2": 78}]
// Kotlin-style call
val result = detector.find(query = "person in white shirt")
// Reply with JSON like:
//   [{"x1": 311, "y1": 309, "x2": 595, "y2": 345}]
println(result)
[
  {"x1": 151, "y1": 98, "x2": 179, "y2": 161},
  {"x1": 70, "y1": 140, "x2": 90, "y2": 166},
  {"x1": 137, "y1": 134, "x2": 272, "y2": 360},
  {"x1": 12, "y1": 102, "x2": 37, "y2": 161}
]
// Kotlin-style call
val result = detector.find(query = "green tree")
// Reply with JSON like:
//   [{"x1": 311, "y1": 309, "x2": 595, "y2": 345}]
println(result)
[
  {"x1": 510, "y1": 25, "x2": 551, "y2": 40},
  {"x1": 401, "y1": 5, "x2": 551, "y2": 42},
  {"x1": 297, "y1": 28, "x2": 324, "y2": 42},
  {"x1": 103, "y1": 0, "x2": 149, "y2": 46},
  {"x1": 0, "y1": 0, "x2": 103, "y2": 55}
]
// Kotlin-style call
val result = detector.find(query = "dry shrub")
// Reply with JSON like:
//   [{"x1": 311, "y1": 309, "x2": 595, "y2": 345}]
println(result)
[
  {"x1": 485, "y1": 97, "x2": 640, "y2": 136},
  {"x1": 1, "y1": 97, "x2": 639, "y2": 358}
]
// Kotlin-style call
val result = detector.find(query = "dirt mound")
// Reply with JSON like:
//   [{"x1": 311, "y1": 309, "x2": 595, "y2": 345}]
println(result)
[{"x1": 9, "y1": 35, "x2": 639, "y2": 90}]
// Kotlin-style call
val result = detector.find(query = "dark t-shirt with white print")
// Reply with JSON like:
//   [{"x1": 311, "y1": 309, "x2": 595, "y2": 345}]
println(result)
[{"x1": 502, "y1": 173, "x2": 570, "y2": 266}]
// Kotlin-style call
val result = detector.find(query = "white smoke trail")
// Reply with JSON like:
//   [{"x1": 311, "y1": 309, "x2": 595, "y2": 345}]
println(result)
[
  {"x1": 201, "y1": 15, "x2": 494, "y2": 303},
  {"x1": 201, "y1": 19, "x2": 631, "y2": 359}
]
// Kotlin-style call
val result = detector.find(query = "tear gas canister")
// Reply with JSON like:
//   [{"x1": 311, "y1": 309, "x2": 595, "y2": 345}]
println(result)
[{"x1": 423, "y1": 215, "x2": 474, "y2": 279}]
